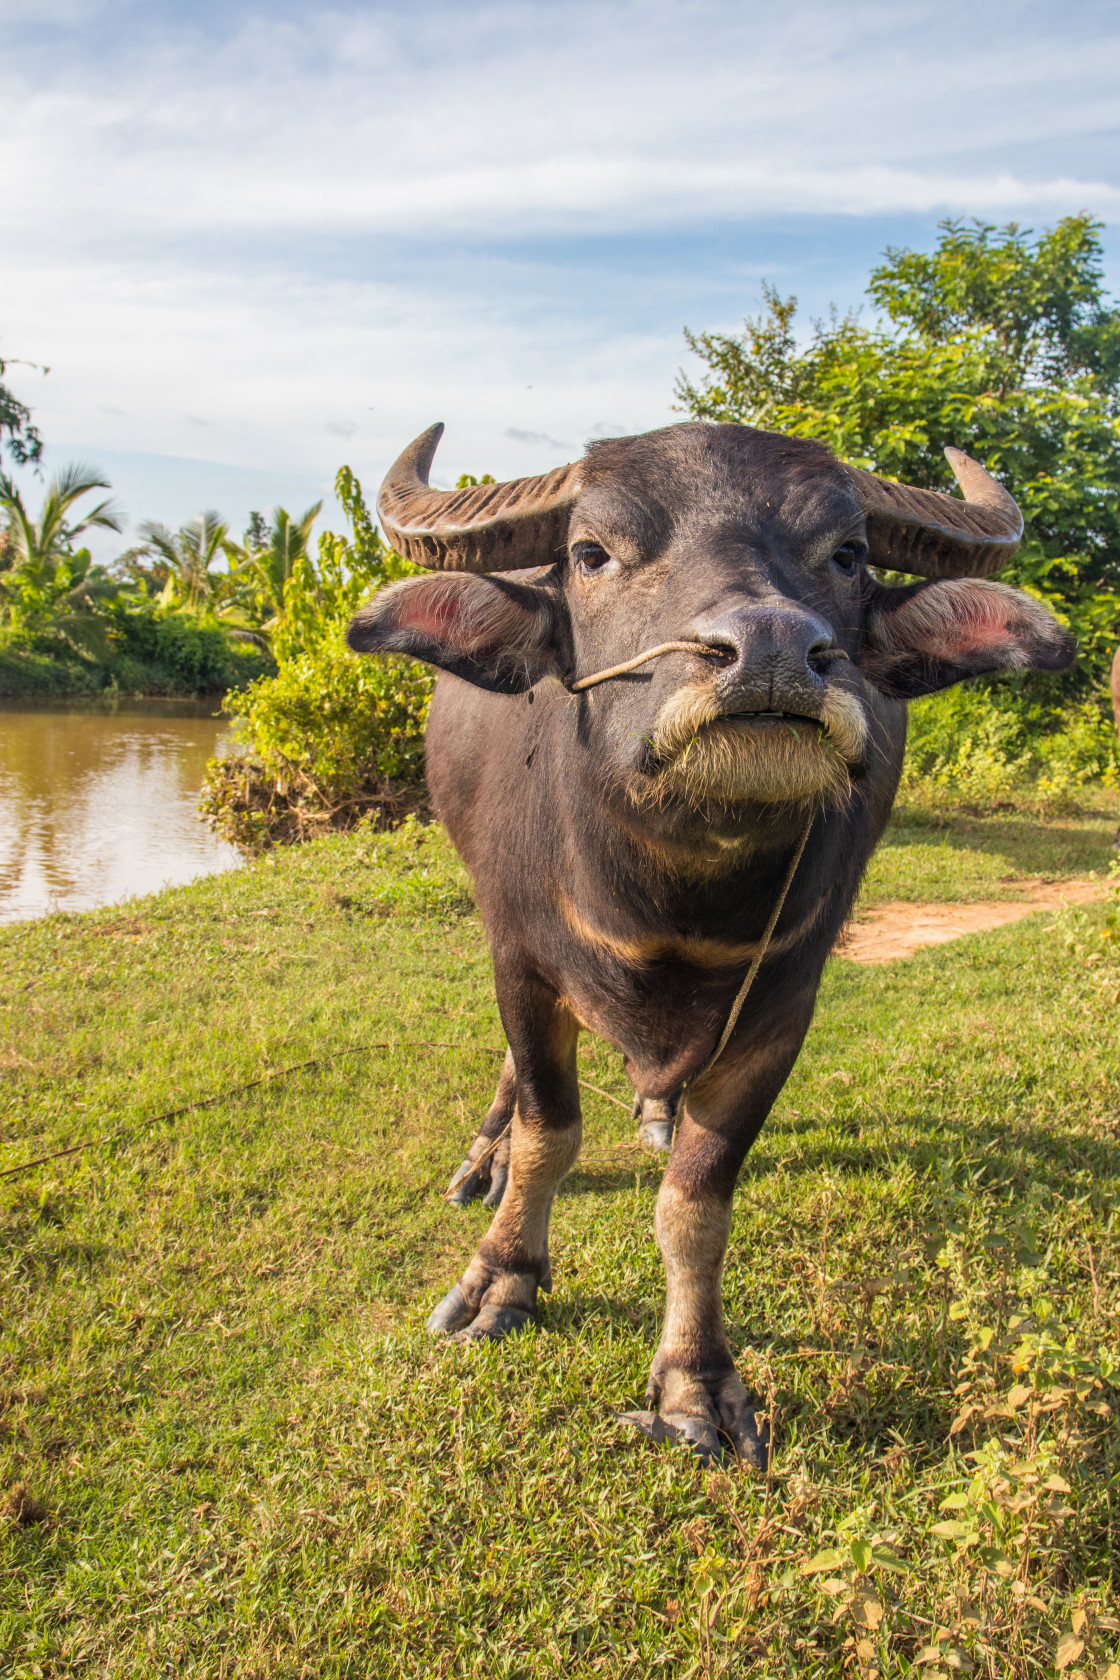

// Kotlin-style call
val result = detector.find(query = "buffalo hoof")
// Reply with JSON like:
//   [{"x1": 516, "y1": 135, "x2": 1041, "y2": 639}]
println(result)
[
  {"x1": 427, "y1": 1288, "x2": 532, "y2": 1342},
  {"x1": 618, "y1": 1408, "x2": 720, "y2": 1460},
  {"x1": 445, "y1": 1157, "x2": 491, "y2": 1207},
  {"x1": 451, "y1": 1302, "x2": 533, "y2": 1343},
  {"x1": 638, "y1": 1119, "x2": 675, "y2": 1154},
  {"x1": 639, "y1": 1367, "x2": 770, "y2": 1468},
  {"x1": 619, "y1": 1407, "x2": 763, "y2": 1466}
]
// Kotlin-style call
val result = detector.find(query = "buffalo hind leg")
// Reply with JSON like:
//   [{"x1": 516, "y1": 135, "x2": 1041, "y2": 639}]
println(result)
[
  {"x1": 429, "y1": 990, "x2": 581, "y2": 1343},
  {"x1": 454, "y1": 1053, "x2": 679, "y2": 1209},
  {"x1": 446, "y1": 1048, "x2": 517, "y2": 1208}
]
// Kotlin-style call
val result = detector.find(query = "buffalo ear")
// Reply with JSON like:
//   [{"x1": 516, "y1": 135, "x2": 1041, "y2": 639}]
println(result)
[
  {"x1": 346, "y1": 572, "x2": 560, "y2": 694},
  {"x1": 860, "y1": 578, "x2": 1075, "y2": 700}
]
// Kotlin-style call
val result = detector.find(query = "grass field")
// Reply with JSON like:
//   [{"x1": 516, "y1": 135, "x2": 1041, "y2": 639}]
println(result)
[{"x1": 2, "y1": 804, "x2": 1119, "y2": 1678}]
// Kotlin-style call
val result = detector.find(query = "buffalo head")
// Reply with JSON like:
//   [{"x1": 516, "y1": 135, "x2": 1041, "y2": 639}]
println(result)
[{"x1": 347, "y1": 422, "x2": 1073, "y2": 815}]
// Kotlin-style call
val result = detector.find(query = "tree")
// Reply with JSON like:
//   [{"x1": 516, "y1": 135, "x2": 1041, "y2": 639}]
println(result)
[
  {"x1": 124, "y1": 511, "x2": 230, "y2": 613},
  {"x1": 225, "y1": 501, "x2": 323, "y2": 624},
  {"x1": 243, "y1": 511, "x2": 269, "y2": 552},
  {"x1": 0, "y1": 350, "x2": 44, "y2": 469},
  {"x1": 677, "y1": 215, "x2": 1120, "y2": 688},
  {"x1": 0, "y1": 463, "x2": 122, "y2": 658}
]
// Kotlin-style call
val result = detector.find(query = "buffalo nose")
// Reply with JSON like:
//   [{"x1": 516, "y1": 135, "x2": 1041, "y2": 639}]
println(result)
[{"x1": 695, "y1": 604, "x2": 837, "y2": 685}]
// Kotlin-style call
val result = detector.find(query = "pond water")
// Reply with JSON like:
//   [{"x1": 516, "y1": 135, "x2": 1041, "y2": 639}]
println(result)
[{"x1": 0, "y1": 700, "x2": 242, "y2": 923}]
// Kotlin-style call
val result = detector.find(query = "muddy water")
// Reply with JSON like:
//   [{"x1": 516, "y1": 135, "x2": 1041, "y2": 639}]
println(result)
[{"x1": 0, "y1": 701, "x2": 242, "y2": 923}]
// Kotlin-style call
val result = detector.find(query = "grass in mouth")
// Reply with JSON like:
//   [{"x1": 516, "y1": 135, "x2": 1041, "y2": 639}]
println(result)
[{"x1": 1, "y1": 811, "x2": 1118, "y2": 1677}]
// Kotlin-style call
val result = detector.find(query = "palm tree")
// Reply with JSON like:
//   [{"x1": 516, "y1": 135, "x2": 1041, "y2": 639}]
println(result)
[
  {"x1": 225, "y1": 502, "x2": 322, "y2": 623},
  {"x1": 126, "y1": 511, "x2": 230, "y2": 612},
  {"x1": 0, "y1": 464, "x2": 123, "y2": 658}
]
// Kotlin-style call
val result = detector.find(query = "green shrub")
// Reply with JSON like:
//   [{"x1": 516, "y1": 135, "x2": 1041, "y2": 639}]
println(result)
[
  {"x1": 229, "y1": 626, "x2": 431, "y2": 798},
  {"x1": 902, "y1": 683, "x2": 1119, "y2": 813},
  {"x1": 103, "y1": 601, "x2": 272, "y2": 693},
  {"x1": 200, "y1": 468, "x2": 432, "y2": 848}
]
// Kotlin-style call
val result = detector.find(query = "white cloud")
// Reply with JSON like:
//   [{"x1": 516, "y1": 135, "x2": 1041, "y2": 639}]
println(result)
[
  {"x1": 504, "y1": 426, "x2": 572, "y2": 450},
  {"x1": 1, "y1": 0, "x2": 1117, "y2": 527},
  {"x1": 6, "y1": 1, "x2": 1120, "y2": 238}
]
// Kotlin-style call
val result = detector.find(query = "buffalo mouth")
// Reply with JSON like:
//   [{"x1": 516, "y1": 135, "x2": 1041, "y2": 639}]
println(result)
[
  {"x1": 640, "y1": 677, "x2": 869, "y2": 807},
  {"x1": 721, "y1": 710, "x2": 825, "y2": 732},
  {"x1": 644, "y1": 689, "x2": 859, "y2": 807}
]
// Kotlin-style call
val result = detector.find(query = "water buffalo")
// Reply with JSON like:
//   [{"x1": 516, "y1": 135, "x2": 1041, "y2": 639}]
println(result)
[{"x1": 347, "y1": 421, "x2": 1073, "y2": 1463}]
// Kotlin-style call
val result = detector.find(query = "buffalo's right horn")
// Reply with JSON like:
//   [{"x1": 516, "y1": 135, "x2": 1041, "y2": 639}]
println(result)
[
  {"x1": 845, "y1": 447, "x2": 1024, "y2": 578},
  {"x1": 377, "y1": 422, "x2": 582, "y2": 572}
]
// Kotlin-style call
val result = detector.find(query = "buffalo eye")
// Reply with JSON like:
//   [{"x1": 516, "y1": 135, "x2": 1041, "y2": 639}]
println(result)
[
  {"x1": 572, "y1": 540, "x2": 611, "y2": 573},
  {"x1": 831, "y1": 541, "x2": 866, "y2": 574}
]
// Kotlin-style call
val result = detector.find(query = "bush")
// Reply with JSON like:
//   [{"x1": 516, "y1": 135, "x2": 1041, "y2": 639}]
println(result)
[
  {"x1": 233, "y1": 627, "x2": 430, "y2": 793},
  {"x1": 200, "y1": 468, "x2": 432, "y2": 849},
  {"x1": 201, "y1": 633, "x2": 432, "y2": 848},
  {"x1": 902, "y1": 683, "x2": 1119, "y2": 813}
]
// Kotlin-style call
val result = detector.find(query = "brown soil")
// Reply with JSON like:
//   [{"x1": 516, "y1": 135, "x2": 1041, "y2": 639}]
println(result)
[{"x1": 839, "y1": 879, "x2": 1104, "y2": 965}]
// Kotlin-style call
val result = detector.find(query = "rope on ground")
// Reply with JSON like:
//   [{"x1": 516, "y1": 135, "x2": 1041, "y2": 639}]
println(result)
[
  {"x1": 0, "y1": 1039, "x2": 506, "y2": 1182},
  {"x1": 3, "y1": 1039, "x2": 640, "y2": 1184},
  {"x1": 577, "y1": 1077, "x2": 633, "y2": 1114}
]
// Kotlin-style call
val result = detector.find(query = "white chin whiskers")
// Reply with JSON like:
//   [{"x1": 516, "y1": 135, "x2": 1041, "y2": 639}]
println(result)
[{"x1": 645, "y1": 680, "x2": 867, "y2": 804}]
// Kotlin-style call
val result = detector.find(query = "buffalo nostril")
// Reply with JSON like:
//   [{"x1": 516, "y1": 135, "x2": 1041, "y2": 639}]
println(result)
[
  {"x1": 806, "y1": 638, "x2": 842, "y2": 674},
  {"x1": 702, "y1": 643, "x2": 737, "y2": 668}
]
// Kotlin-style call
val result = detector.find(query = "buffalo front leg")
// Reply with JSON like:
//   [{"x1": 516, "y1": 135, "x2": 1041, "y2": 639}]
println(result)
[
  {"x1": 646, "y1": 1151, "x2": 766, "y2": 1465},
  {"x1": 428, "y1": 991, "x2": 581, "y2": 1343},
  {"x1": 643, "y1": 1011, "x2": 813, "y2": 1465}
]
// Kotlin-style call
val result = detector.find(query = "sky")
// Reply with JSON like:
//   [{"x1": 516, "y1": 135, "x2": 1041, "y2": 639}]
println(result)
[{"x1": 2, "y1": 0, "x2": 1119, "y2": 556}]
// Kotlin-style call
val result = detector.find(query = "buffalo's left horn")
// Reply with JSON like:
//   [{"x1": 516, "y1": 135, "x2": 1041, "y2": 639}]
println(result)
[
  {"x1": 377, "y1": 422, "x2": 582, "y2": 572},
  {"x1": 845, "y1": 447, "x2": 1024, "y2": 578}
]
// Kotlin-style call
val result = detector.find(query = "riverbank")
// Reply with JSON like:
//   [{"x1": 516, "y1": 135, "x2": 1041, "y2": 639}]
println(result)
[{"x1": 2, "y1": 813, "x2": 1118, "y2": 1677}]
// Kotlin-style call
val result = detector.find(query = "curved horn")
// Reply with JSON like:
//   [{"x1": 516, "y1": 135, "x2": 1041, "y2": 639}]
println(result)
[
  {"x1": 377, "y1": 422, "x2": 582, "y2": 572},
  {"x1": 844, "y1": 447, "x2": 1024, "y2": 578}
]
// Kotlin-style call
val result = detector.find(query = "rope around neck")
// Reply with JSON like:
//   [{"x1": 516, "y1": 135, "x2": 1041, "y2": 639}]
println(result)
[
  {"x1": 445, "y1": 640, "x2": 817, "y2": 1196},
  {"x1": 688, "y1": 810, "x2": 815, "y2": 1087}
]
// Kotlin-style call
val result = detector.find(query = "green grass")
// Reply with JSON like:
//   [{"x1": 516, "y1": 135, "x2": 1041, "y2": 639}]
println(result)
[
  {"x1": 2, "y1": 817, "x2": 1119, "y2": 1678},
  {"x1": 861, "y1": 799, "x2": 1119, "y2": 904}
]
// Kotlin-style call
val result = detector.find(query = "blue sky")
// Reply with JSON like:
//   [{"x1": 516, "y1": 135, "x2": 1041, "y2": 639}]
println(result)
[{"x1": 2, "y1": 0, "x2": 1119, "y2": 554}]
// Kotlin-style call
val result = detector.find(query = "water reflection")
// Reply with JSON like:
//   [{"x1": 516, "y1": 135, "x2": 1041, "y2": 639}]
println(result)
[{"x1": 0, "y1": 700, "x2": 242, "y2": 922}]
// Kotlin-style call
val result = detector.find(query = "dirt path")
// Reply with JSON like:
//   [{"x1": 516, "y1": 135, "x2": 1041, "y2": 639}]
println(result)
[{"x1": 840, "y1": 878, "x2": 1104, "y2": 965}]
